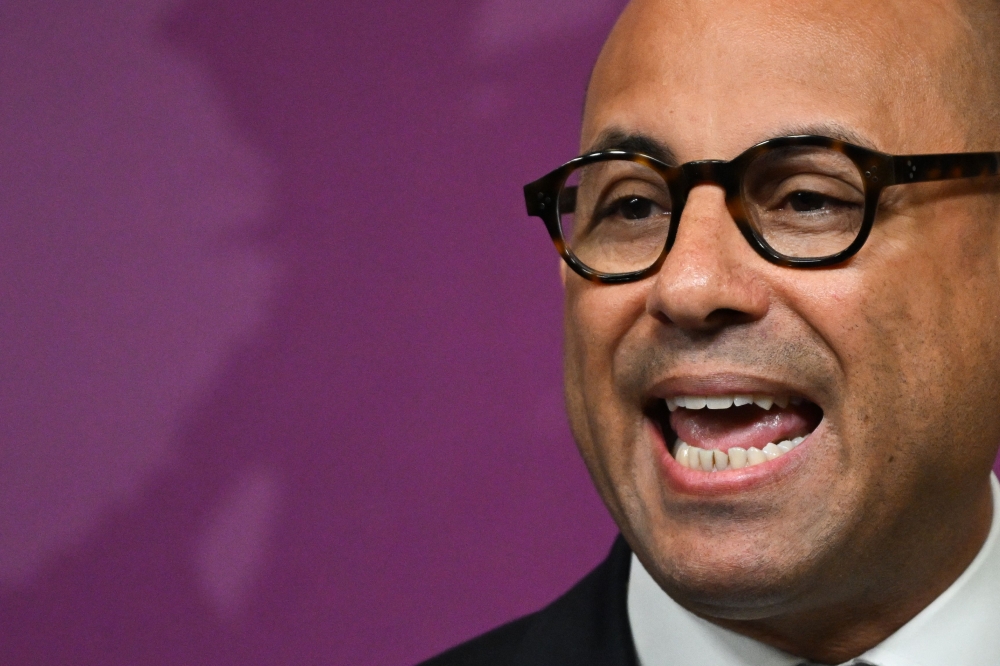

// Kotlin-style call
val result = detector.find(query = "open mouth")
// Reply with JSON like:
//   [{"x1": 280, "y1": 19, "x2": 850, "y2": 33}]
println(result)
[{"x1": 650, "y1": 394, "x2": 823, "y2": 472}]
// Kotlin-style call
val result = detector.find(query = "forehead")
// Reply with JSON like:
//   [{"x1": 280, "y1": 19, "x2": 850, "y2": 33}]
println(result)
[{"x1": 582, "y1": 0, "x2": 967, "y2": 158}]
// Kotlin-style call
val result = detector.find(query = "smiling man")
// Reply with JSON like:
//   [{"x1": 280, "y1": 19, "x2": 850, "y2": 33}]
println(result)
[{"x1": 422, "y1": 1, "x2": 1000, "y2": 664}]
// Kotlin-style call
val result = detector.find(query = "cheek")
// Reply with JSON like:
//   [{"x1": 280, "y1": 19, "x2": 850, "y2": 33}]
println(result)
[
  {"x1": 787, "y1": 216, "x2": 1000, "y2": 475},
  {"x1": 562, "y1": 279, "x2": 650, "y2": 497},
  {"x1": 563, "y1": 280, "x2": 649, "y2": 395},
  {"x1": 566, "y1": 280, "x2": 648, "y2": 344}
]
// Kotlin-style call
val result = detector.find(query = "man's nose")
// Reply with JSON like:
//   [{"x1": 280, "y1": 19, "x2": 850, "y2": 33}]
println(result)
[{"x1": 646, "y1": 184, "x2": 769, "y2": 331}]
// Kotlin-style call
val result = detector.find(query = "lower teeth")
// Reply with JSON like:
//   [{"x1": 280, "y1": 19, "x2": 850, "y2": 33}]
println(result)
[{"x1": 675, "y1": 437, "x2": 805, "y2": 471}]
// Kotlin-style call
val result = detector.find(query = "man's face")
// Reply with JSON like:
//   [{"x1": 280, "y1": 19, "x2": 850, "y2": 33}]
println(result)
[{"x1": 566, "y1": 0, "x2": 1000, "y2": 633}]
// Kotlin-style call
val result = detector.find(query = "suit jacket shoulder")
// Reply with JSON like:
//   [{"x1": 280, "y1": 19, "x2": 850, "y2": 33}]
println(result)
[{"x1": 418, "y1": 536, "x2": 639, "y2": 666}]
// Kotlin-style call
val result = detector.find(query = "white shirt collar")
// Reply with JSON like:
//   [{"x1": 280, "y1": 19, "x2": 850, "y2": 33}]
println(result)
[{"x1": 628, "y1": 473, "x2": 1000, "y2": 666}]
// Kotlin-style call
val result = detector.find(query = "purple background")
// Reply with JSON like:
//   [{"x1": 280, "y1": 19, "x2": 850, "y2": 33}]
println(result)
[
  {"x1": 0, "y1": 1, "x2": 626, "y2": 664},
  {"x1": 9, "y1": 3, "x2": 996, "y2": 665}
]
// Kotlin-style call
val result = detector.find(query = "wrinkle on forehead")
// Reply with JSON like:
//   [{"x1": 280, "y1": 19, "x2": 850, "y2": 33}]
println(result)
[{"x1": 583, "y1": 0, "x2": 972, "y2": 155}]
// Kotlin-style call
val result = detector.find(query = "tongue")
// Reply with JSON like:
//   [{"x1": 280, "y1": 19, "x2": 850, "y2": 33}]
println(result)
[{"x1": 669, "y1": 404, "x2": 813, "y2": 452}]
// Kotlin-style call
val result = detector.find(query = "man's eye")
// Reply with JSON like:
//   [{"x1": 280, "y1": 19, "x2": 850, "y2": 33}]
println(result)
[
  {"x1": 589, "y1": 194, "x2": 669, "y2": 230},
  {"x1": 788, "y1": 191, "x2": 839, "y2": 213},
  {"x1": 618, "y1": 196, "x2": 656, "y2": 219}
]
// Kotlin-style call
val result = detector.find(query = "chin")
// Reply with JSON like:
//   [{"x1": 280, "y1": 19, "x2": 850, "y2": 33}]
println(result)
[
  {"x1": 617, "y1": 483, "x2": 840, "y2": 618},
  {"x1": 637, "y1": 534, "x2": 813, "y2": 620}
]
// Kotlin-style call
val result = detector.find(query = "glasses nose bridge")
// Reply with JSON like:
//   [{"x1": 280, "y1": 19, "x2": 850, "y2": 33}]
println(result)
[
  {"x1": 678, "y1": 159, "x2": 737, "y2": 192},
  {"x1": 666, "y1": 158, "x2": 748, "y2": 257}
]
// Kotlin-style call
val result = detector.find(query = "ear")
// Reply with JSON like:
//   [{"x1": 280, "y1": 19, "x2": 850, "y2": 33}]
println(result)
[{"x1": 559, "y1": 259, "x2": 569, "y2": 288}]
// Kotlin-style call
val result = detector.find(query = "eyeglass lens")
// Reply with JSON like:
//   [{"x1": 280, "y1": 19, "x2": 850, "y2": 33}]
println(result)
[{"x1": 558, "y1": 146, "x2": 867, "y2": 274}]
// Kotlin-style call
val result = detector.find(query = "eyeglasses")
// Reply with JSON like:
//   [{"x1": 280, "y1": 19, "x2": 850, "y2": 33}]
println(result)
[{"x1": 523, "y1": 135, "x2": 1000, "y2": 283}]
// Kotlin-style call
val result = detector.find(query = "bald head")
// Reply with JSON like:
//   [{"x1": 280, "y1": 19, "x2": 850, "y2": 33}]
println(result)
[
  {"x1": 584, "y1": 0, "x2": 1000, "y2": 154},
  {"x1": 952, "y1": 0, "x2": 1000, "y2": 146}
]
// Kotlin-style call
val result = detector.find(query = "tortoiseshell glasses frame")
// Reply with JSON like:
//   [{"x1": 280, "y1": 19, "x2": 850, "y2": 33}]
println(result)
[{"x1": 523, "y1": 134, "x2": 1000, "y2": 284}]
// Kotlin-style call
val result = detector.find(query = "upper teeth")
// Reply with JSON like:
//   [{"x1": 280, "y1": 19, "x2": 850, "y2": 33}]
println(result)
[
  {"x1": 674, "y1": 437, "x2": 806, "y2": 471},
  {"x1": 667, "y1": 394, "x2": 791, "y2": 412}
]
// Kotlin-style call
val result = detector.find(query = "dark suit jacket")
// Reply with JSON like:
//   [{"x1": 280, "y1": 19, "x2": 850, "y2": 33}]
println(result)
[{"x1": 418, "y1": 536, "x2": 640, "y2": 666}]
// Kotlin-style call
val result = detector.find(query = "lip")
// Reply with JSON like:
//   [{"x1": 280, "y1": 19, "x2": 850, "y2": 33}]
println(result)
[
  {"x1": 651, "y1": 417, "x2": 820, "y2": 495},
  {"x1": 647, "y1": 372, "x2": 819, "y2": 405}
]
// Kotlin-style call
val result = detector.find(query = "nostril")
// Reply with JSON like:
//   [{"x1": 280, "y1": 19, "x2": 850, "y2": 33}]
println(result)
[
  {"x1": 648, "y1": 305, "x2": 760, "y2": 333},
  {"x1": 705, "y1": 307, "x2": 759, "y2": 327}
]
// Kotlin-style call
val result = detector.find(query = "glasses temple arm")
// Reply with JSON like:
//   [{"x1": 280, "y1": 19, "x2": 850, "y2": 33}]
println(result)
[
  {"x1": 523, "y1": 176, "x2": 578, "y2": 218},
  {"x1": 893, "y1": 152, "x2": 1000, "y2": 185}
]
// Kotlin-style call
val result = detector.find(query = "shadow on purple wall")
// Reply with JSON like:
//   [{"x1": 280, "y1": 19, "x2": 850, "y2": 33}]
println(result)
[{"x1": 0, "y1": 1, "x2": 624, "y2": 664}]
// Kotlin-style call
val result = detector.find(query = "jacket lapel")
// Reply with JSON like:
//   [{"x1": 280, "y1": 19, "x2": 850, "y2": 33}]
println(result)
[{"x1": 513, "y1": 536, "x2": 639, "y2": 665}]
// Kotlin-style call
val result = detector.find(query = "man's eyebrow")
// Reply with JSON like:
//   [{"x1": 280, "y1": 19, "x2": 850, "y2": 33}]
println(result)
[
  {"x1": 586, "y1": 123, "x2": 880, "y2": 165},
  {"x1": 771, "y1": 122, "x2": 880, "y2": 151},
  {"x1": 586, "y1": 129, "x2": 679, "y2": 165}
]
